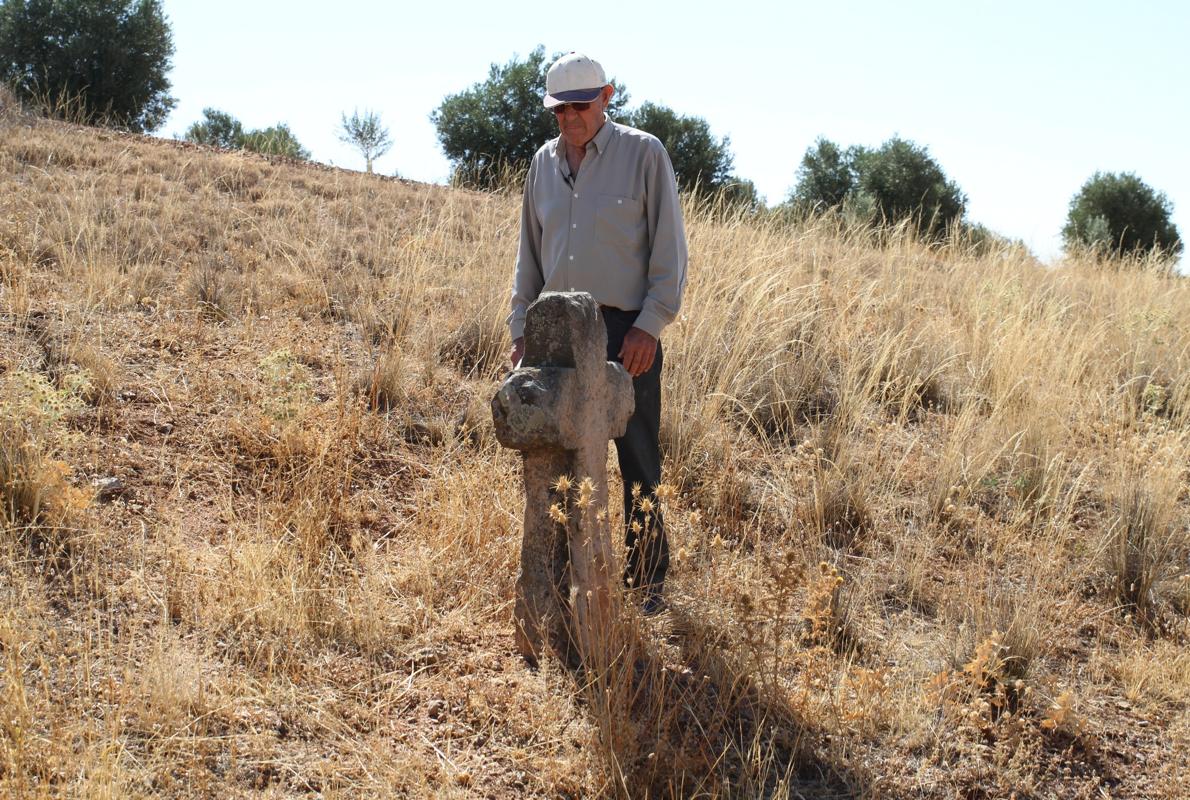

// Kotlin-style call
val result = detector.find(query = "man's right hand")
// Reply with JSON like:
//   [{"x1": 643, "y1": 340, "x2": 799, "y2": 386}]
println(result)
[{"x1": 509, "y1": 337, "x2": 525, "y2": 369}]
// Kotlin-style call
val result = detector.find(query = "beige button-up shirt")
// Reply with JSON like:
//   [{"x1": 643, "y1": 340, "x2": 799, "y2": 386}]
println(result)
[{"x1": 509, "y1": 120, "x2": 688, "y2": 341}]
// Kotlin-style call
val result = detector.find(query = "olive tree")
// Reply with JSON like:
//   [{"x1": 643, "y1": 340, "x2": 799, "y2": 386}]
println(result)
[
  {"x1": 338, "y1": 108, "x2": 392, "y2": 174},
  {"x1": 0, "y1": 0, "x2": 174, "y2": 131},
  {"x1": 788, "y1": 136, "x2": 966, "y2": 240},
  {"x1": 1062, "y1": 171, "x2": 1182, "y2": 258}
]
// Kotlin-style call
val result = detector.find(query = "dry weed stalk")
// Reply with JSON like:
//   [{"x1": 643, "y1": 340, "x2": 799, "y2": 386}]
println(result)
[{"x1": 1103, "y1": 450, "x2": 1188, "y2": 630}]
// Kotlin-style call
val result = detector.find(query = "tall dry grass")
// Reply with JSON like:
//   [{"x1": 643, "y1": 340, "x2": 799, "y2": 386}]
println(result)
[{"x1": 0, "y1": 117, "x2": 1187, "y2": 798}]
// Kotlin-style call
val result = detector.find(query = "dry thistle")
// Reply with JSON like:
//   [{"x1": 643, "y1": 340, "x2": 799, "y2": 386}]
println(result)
[
  {"x1": 802, "y1": 562, "x2": 845, "y2": 647},
  {"x1": 963, "y1": 630, "x2": 1008, "y2": 691},
  {"x1": 840, "y1": 666, "x2": 892, "y2": 735},
  {"x1": 1039, "y1": 689, "x2": 1087, "y2": 738},
  {"x1": 654, "y1": 482, "x2": 677, "y2": 503},
  {"x1": 576, "y1": 477, "x2": 595, "y2": 508}
]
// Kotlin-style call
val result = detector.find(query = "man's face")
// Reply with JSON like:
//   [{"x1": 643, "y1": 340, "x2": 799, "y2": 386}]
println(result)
[{"x1": 555, "y1": 85, "x2": 613, "y2": 149}]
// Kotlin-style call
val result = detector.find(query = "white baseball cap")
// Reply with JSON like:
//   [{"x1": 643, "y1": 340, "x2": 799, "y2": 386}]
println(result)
[{"x1": 543, "y1": 52, "x2": 608, "y2": 108}]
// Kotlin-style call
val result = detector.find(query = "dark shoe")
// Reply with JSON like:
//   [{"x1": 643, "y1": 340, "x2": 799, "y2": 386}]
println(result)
[{"x1": 642, "y1": 590, "x2": 667, "y2": 616}]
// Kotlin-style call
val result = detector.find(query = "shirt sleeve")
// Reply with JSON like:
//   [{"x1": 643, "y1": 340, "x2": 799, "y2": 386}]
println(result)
[
  {"x1": 508, "y1": 156, "x2": 546, "y2": 341},
  {"x1": 633, "y1": 141, "x2": 688, "y2": 339}
]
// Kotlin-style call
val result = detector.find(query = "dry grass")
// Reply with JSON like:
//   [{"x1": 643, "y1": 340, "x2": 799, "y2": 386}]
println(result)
[{"x1": 0, "y1": 115, "x2": 1187, "y2": 798}]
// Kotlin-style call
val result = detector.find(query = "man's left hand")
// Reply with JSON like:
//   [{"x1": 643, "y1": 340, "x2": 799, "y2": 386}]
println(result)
[{"x1": 619, "y1": 327, "x2": 657, "y2": 377}]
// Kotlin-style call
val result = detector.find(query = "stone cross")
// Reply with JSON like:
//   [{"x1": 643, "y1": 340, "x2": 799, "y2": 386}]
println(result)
[{"x1": 491, "y1": 292, "x2": 634, "y2": 666}]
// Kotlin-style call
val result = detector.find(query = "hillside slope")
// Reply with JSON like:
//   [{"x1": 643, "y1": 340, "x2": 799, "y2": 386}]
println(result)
[{"x1": 1, "y1": 115, "x2": 1187, "y2": 798}]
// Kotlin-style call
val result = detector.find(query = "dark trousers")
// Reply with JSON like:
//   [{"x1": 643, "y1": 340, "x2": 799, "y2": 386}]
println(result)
[{"x1": 600, "y1": 308, "x2": 669, "y2": 593}]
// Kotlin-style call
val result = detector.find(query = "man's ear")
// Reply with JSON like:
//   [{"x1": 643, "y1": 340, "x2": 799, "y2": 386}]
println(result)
[{"x1": 602, "y1": 84, "x2": 615, "y2": 109}]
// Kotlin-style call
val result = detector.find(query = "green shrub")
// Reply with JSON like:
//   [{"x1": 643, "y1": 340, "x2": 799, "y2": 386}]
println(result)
[
  {"x1": 1062, "y1": 171, "x2": 1182, "y2": 258},
  {"x1": 184, "y1": 109, "x2": 309, "y2": 160},
  {"x1": 788, "y1": 136, "x2": 966, "y2": 241}
]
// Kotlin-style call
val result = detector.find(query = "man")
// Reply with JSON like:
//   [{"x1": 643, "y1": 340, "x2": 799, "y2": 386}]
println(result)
[{"x1": 508, "y1": 52, "x2": 688, "y2": 613}]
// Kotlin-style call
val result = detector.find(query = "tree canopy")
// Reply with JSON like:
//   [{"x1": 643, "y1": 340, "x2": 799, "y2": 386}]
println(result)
[
  {"x1": 0, "y1": 0, "x2": 174, "y2": 132},
  {"x1": 790, "y1": 137, "x2": 853, "y2": 212},
  {"x1": 789, "y1": 136, "x2": 966, "y2": 239},
  {"x1": 339, "y1": 108, "x2": 392, "y2": 174},
  {"x1": 623, "y1": 101, "x2": 735, "y2": 197},
  {"x1": 183, "y1": 107, "x2": 242, "y2": 149},
  {"x1": 184, "y1": 108, "x2": 309, "y2": 160},
  {"x1": 1062, "y1": 171, "x2": 1182, "y2": 258}
]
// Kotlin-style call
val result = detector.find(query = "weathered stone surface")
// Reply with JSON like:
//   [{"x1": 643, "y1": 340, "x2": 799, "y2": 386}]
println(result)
[
  {"x1": 491, "y1": 292, "x2": 633, "y2": 665},
  {"x1": 91, "y1": 476, "x2": 127, "y2": 503}
]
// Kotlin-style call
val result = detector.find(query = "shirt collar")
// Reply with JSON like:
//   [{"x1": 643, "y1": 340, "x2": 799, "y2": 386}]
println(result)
[{"x1": 588, "y1": 117, "x2": 614, "y2": 154}]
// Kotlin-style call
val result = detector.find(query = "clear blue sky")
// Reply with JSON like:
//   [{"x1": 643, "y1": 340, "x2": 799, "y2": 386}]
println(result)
[{"x1": 160, "y1": 0, "x2": 1189, "y2": 261}]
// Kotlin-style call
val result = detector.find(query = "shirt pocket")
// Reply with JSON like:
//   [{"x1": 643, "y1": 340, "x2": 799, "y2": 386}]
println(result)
[{"x1": 595, "y1": 194, "x2": 645, "y2": 250}]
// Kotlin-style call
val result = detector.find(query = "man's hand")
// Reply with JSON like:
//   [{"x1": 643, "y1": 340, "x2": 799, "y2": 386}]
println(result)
[
  {"x1": 619, "y1": 327, "x2": 657, "y2": 377},
  {"x1": 510, "y1": 337, "x2": 525, "y2": 369}
]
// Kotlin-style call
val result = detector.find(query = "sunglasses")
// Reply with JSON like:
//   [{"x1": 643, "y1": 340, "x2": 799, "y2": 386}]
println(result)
[{"x1": 552, "y1": 101, "x2": 594, "y2": 114}]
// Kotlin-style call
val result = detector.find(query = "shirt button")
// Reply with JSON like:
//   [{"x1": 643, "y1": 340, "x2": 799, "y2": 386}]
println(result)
[
  {"x1": 573, "y1": 193, "x2": 579, "y2": 198},
  {"x1": 569, "y1": 255, "x2": 574, "y2": 261},
  {"x1": 572, "y1": 223, "x2": 577, "y2": 228},
  {"x1": 617, "y1": 199, "x2": 623, "y2": 204}
]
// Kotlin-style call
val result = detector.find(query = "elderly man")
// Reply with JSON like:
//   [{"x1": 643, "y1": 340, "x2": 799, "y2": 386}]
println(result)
[{"x1": 508, "y1": 52, "x2": 688, "y2": 613}]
